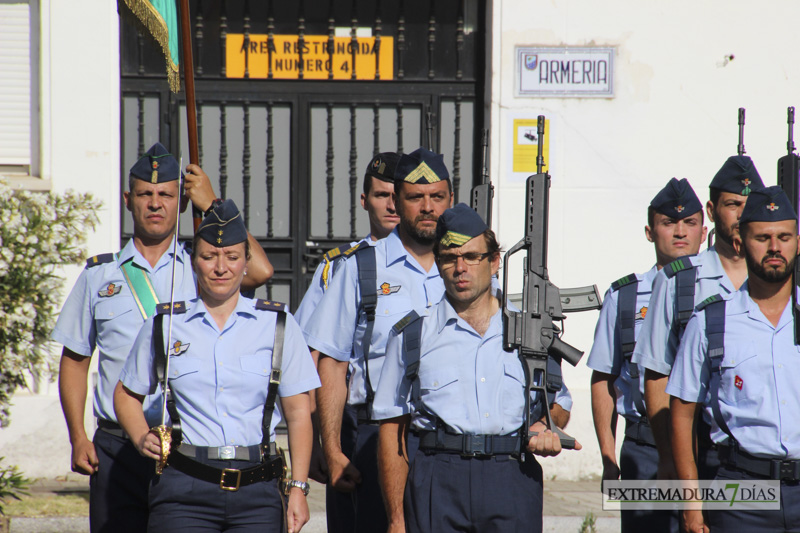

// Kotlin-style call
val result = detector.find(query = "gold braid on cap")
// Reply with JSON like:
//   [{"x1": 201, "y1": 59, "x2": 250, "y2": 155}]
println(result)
[{"x1": 152, "y1": 424, "x2": 172, "y2": 475}]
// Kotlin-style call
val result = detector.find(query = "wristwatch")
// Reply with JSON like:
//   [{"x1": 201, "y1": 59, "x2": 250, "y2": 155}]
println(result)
[
  {"x1": 284, "y1": 479, "x2": 310, "y2": 496},
  {"x1": 204, "y1": 198, "x2": 223, "y2": 217}
]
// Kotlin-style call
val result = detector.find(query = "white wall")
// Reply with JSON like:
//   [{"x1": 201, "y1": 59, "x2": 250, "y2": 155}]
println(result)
[
  {"x1": 0, "y1": 0, "x2": 120, "y2": 479},
  {"x1": 491, "y1": 0, "x2": 800, "y2": 479}
]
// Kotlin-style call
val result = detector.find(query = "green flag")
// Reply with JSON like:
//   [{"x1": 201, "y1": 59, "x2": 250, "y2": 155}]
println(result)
[{"x1": 121, "y1": 0, "x2": 180, "y2": 92}]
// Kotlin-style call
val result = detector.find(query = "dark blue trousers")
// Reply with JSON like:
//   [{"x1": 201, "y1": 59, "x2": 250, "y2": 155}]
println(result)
[
  {"x1": 148, "y1": 456, "x2": 284, "y2": 532},
  {"x1": 619, "y1": 437, "x2": 680, "y2": 533},
  {"x1": 405, "y1": 450, "x2": 543, "y2": 533},
  {"x1": 326, "y1": 405, "x2": 420, "y2": 533},
  {"x1": 90, "y1": 428, "x2": 154, "y2": 533},
  {"x1": 707, "y1": 465, "x2": 800, "y2": 532}
]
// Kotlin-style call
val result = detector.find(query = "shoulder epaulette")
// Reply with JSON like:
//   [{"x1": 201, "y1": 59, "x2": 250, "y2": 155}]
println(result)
[
  {"x1": 664, "y1": 256, "x2": 695, "y2": 278},
  {"x1": 392, "y1": 310, "x2": 421, "y2": 334},
  {"x1": 156, "y1": 301, "x2": 187, "y2": 315},
  {"x1": 341, "y1": 240, "x2": 370, "y2": 259},
  {"x1": 610, "y1": 273, "x2": 638, "y2": 291},
  {"x1": 85, "y1": 253, "x2": 115, "y2": 268},
  {"x1": 256, "y1": 299, "x2": 287, "y2": 312},
  {"x1": 695, "y1": 294, "x2": 723, "y2": 312},
  {"x1": 323, "y1": 246, "x2": 345, "y2": 262}
]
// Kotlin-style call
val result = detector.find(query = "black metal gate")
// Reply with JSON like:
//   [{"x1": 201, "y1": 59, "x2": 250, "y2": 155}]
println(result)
[{"x1": 120, "y1": 0, "x2": 491, "y2": 310}]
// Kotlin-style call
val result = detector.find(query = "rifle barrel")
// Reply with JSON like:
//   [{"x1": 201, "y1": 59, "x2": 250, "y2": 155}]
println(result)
[
  {"x1": 481, "y1": 129, "x2": 490, "y2": 184},
  {"x1": 789, "y1": 106, "x2": 796, "y2": 155},
  {"x1": 536, "y1": 116, "x2": 545, "y2": 174},
  {"x1": 738, "y1": 107, "x2": 746, "y2": 156}
]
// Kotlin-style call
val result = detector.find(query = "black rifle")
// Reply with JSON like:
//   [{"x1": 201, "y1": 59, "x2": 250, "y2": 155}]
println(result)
[
  {"x1": 777, "y1": 106, "x2": 800, "y2": 344},
  {"x1": 502, "y1": 115, "x2": 602, "y2": 452},
  {"x1": 425, "y1": 111, "x2": 435, "y2": 151},
  {"x1": 470, "y1": 129, "x2": 494, "y2": 226},
  {"x1": 738, "y1": 107, "x2": 746, "y2": 155}
]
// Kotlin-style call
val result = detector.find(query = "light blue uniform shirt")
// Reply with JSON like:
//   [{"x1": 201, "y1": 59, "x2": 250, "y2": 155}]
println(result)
[
  {"x1": 294, "y1": 237, "x2": 369, "y2": 333},
  {"x1": 632, "y1": 247, "x2": 736, "y2": 375},
  {"x1": 666, "y1": 284, "x2": 800, "y2": 459},
  {"x1": 586, "y1": 265, "x2": 658, "y2": 422},
  {"x1": 120, "y1": 296, "x2": 320, "y2": 446},
  {"x1": 51, "y1": 238, "x2": 196, "y2": 425},
  {"x1": 304, "y1": 228, "x2": 444, "y2": 406},
  {"x1": 373, "y1": 293, "x2": 573, "y2": 434}
]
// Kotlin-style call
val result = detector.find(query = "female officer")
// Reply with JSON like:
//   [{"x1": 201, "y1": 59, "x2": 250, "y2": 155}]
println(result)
[{"x1": 114, "y1": 199, "x2": 319, "y2": 533}]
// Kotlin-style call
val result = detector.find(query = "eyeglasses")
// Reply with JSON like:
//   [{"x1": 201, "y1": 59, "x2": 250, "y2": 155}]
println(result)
[{"x1": 437, "y1": 252, "x2": 492, "y2": 269}]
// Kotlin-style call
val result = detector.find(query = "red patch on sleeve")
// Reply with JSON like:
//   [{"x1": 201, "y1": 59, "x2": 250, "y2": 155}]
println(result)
[{"x1": 734, "y1": 375, "x2": 743, "y2": 390}]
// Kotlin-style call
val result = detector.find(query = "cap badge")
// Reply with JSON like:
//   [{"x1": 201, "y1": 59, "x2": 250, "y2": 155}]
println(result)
[
  {"x1": 675, "y1": 205, "x2": 684, "y2": 213},
  {"x1": 766, "y1": 203, "x2": 779, "y2": 212}
]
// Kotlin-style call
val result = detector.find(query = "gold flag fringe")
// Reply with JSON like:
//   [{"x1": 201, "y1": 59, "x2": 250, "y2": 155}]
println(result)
[{"x1": 121, "y1": 0, "x2": 181, "y2": 93}]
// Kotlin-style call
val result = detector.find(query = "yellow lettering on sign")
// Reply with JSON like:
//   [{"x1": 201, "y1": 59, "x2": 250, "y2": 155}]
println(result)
[{"x1": 226, "y1": 35, "x2": 394, "y2": 80}]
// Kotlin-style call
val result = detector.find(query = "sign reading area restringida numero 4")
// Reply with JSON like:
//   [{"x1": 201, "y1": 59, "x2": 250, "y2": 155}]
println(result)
[
  {"x1": 226, "y1": 35, "x2": 394, "y2": 80},
  {"x1": 517, "y1": 47, "x2": 614, "y2": 97}
]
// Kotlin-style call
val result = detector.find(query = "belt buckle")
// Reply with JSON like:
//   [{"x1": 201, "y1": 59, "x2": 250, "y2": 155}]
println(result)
[
  {"x1": 773, "y1": 460, "x2": 800, "y2": 481},
  {"x1": 220, "y1": 468, "x2": 241, "y2": 491},
  {"x1": 218, "y1": 446, "x2": 236, "y2": 460},
  {"x1": 462, "y1": 435, "x2": 488, "y2": 458}
]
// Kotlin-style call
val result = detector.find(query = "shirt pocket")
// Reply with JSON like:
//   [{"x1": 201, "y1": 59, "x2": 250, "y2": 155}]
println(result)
[
  {"x1": 240, "y1": 355, "x2": 274, "y2": 378},
  {"x1": 376, "y1": 294, "x2": 414, "y2": 319},
  {"x1": 95, "y1": 295, "x2": 136, "y2": 323},
  {"x1": 719, "y1": 351, "x2": 758, "y2": 404},
  {"x1": 416, "y1": 365, "x2": 462, "y2": 418},
  {"x1": 167, "y1": 356, "x2": 201, "y2": 381}
]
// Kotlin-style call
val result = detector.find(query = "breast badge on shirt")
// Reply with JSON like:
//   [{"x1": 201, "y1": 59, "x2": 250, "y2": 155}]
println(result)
[
  {"x1": 168, "y1": 340, "x2": 190, "y2": 357},
  {"x1": 636, "y1": 306, "x2": 647, "y2": 320},
  {"x1": 734, "y1": 375, "x2": 743, "y2": 391},
  {"x1": 98, "y1": 283, "x2": 123, "y2": 297},
  {"x1": 378, "y1": 282, "x2": 401, "y2": 295}
]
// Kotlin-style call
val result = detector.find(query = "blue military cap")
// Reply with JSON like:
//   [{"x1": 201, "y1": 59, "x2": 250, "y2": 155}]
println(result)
[
  {"x1": 129, "y1": 142, "x2": 183, "y2": 184},
  {"x1": 395, "y1": 147, "x2": 450, "y2": 184},
  {"x1": 650, "y1": 178, "x2": 702, "y2": 220},
  {"x1": 366, "y1": 152, "x2": 400, "y2": 183},
  {"x1": 739, "y1": 186, "x2": 798, "y2": 224},
  {"x1": 709, "y1": 155, "x2": 764, "y2": 196},
  {"x1": 196, "y1": 199, "x2": 248, "y2": 247},
  {"x1": 436, "y1": 203, "x2": 488, "y2": 247}
]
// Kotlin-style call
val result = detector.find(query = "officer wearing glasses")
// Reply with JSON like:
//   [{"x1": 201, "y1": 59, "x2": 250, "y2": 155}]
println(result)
[{"x1": 374, "y1": 203, "x2": 575, "y2": 533}]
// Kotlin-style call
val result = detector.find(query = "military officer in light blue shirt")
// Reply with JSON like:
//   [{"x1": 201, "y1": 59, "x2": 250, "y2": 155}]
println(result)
[
  {"x1": 375, "y1": 203, "x2": 577, "y2": 533},
  {"x1": 294, "y1": 152, "x2": 400, "y2": 485},
  {"x1": 668, "y1": 186, "x2": 800, "y2": 533},
  {"x1": 115, "y1": 199, "x2": 318, "y2": 533},
  {"x1": 631, "y1": 155, "x2": 764, "y2": 481},
  {"x1": 52, "y1": 143, "x2": 272, "y2": 533},
  {"x1": 588, "y1": 178, "x2": 706, "y2": 533},
  {"x1": 304, "y1": 148, "x2": 453, "y2": 533}
]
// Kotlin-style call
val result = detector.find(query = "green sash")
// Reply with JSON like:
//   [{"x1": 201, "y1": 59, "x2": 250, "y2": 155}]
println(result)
[{"x1": 119, "y1": 256, "x2": 160, "y2": 319}]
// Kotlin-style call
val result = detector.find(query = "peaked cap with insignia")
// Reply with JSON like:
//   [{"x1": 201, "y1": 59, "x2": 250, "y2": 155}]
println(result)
[
  {"x1": 365, "y1": 152, "x2": 401, "y2": 184},
  {"x1": 435, "y1": 202, "x2": 488, "y2": 248},
  {"x1": 739, "y1": 185, "x2": 798, "y2": 224},
  {"x1": 395, "y1": 147, "x2": 450, "y2": 185},
  {"x1": 709, "y1": 155, "x2": 764, "y2": 196},
  {"x1": 196, "y1": 199, "x2": 248, "y2": 247},
  {"x1": 129, "y1": 142, "x2": 183, "y2": 184},
  {"x1": 650, "y1": 178, "x2": 702, "y2": 220}
]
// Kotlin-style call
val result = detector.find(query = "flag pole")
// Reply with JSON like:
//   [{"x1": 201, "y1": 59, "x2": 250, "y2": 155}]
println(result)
[{"x1": 177, "y1": 0, "x2": 203, "y2": 232}]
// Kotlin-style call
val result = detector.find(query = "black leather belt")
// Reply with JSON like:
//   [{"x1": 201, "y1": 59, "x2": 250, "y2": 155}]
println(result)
[
  {"x1": 97, "y1": 418, "x2": 127, "y2": 438},
  {"x1": 418, "y1": 431, "x2": 520, "y2": 457},
  {"x1": 353, "y1": 404, "x2": 378, "y2": 425},
  {"x1": 167, "y1": 449, "x2": 285, "y2": 491},
  {"x1": 624, "y1": 419, "x2": 656, "y2": 447},
  {"x1": 177, "y1": 442, "x2": 277, "y2": 462},
  {"x1": 719, "y1": 445, "x2": 800, "y2": 482}
]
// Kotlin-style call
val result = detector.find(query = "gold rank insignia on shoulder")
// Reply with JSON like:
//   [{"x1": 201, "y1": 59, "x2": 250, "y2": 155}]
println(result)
[
  {"x1": 256, "y1": 299, "x2": 287, "y2": 312},
  {"x1": 378, "y1": 282, "x2": 401, "y2": 295},
  {"x1": 156, "y1": 301, "x2": 187, "y2": 315},
  {"x1": 98, "y1": 283, "x2": 122, "y2": 297},
  {"x1": 168, "y1": 340, "x2": 190, "y2": 357}
]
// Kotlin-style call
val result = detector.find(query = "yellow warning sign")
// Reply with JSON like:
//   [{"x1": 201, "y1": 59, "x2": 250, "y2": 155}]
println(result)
[
  {"x1": 226, "y1": 35, "x2": 394, "y2": 80},
  {"x1": 512, "y1": 118, "x2": 549, "y2": 173}
]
